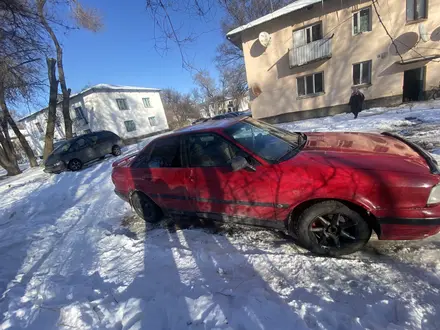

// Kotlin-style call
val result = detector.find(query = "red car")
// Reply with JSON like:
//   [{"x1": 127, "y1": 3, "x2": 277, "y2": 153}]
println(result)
[{"x1": 112, "y1": 117, "x2": 440, "y2": 256}]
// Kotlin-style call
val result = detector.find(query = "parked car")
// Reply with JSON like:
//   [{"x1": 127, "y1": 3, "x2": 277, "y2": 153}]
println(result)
[
  {"x1": 44, "y1": 131, "x2": 123, "y2": 173},
  {"x1": 211, "y1": 111, "x2": 250, "y2": 120},
  {"x1": 111, "y1": 117, "x2": 440, "y2": 256},
  {"x1": 191, "y1": 118, "x2": 209, "y2": 125}
]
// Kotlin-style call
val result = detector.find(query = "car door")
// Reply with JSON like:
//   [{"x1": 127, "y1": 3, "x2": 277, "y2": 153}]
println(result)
[
  {"x1": 183, "y1": 132, "x2": 277, "y2": 224},
  {"x1": 130, "y1": 136, "x2": 194, "y2": 213},
  {"x1": 68, "y1": 137, "x2": 97, "y2": 163}
]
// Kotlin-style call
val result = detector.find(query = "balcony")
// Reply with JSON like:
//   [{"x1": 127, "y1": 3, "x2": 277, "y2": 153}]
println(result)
[{"x1": 289, "y1": 38, "x2": 332, "y2": 67}]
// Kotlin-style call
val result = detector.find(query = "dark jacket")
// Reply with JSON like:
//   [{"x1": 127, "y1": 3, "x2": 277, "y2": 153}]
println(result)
[{"x1": 349, "y1": 92, "x2": 365, "y2": 114}]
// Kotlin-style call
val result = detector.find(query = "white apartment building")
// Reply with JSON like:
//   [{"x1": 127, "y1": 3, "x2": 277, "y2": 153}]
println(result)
[{"x1": 18, "y1": 84, "x2": 169, "y2": 156}]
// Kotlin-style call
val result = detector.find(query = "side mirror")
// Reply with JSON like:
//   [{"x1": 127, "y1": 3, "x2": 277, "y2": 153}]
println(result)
[{"x1": 230, "y1": 156, "x2": 256, "y2": 172}]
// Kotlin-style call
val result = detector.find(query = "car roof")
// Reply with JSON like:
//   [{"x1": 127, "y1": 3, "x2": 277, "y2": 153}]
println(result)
[
  {"x1": 57, "y1": 130, "x2": 115, "y2": 144},
  {"x1": 170, "y1": 116, "x2": 245, "y2": 137}
]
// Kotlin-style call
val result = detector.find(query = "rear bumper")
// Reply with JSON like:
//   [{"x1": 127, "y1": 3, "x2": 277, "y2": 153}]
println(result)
[
  {"x1": 114, "y1": 190, "x2": 129, "y2": 202},
  {"x1": 378, "y1": 217, "x2": 440, "y2": 240}
]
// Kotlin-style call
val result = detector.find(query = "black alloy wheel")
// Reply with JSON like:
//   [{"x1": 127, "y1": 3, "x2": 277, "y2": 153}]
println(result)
[
  {"x1": 292, "y1": 201, "x2": 371, "y2": 256},
  {"x1": 112, "y1": 145, "x2": 122, "y2": 156},
  {"x1": 68, "y1": 159, "x2": 83, "y2": 172}
]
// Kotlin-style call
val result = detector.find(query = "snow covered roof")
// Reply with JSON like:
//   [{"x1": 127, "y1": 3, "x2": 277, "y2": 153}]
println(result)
[
  {"x1": 70, "y1": 84, "x2": 160, "y2": 98},
  {"x1": 226, "y1": 0, "x2": 322, "y2": 43},
  {"x1": 18, "y1": 84, "x2": 161, "y2": 122}
]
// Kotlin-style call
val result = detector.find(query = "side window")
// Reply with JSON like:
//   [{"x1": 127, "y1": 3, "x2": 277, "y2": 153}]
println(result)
[
  {"x1": 146, "y1": 137, "x2": 182, "y2": 168},
  {"x1": 70, "y1": 138, "x2": 89, "y2": 152},
  {"x1": 90, "y1": 134, "x2": 99, "y2": 145},
  {"x1": 186, "y1": 133, "x2": 240, "y2": 168}
]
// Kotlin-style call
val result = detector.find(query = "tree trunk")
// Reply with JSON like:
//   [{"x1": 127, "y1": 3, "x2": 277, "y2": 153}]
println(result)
[
  {"x1": 43, "y1": 58, "x2": 58, "y2": 161},
  {"x1": 0, "y1": 114, "x2": 18, "y2": 166},
  {"x1": 0, "y1": 89, "x2": 38, "y2": 167},
  {"x1": 0, "y1": 130, "x2": 21, "y2": 176},
  {"x1": 0, "y1": 155, "x2": 21, "y2": 176},
  {"x1": 37, "y1": 0, "x2": 73, "y2": 139}
]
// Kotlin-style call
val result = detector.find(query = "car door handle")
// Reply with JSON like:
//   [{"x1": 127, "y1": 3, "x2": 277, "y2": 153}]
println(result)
[{"x1": 142, "y1": 176, "x2": 152, "y2": 181}]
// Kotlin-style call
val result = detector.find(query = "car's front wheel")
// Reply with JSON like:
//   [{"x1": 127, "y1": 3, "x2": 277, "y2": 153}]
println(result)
[
  {"x1": 68, "y1": 159, "x2": 83, "y2": 172},
  {"x1": 291, "y1": 201, "x2": 371, "y2": 256},
  {"x1": 130, "y1": 192, "x2": 162, "y2": 223},
  {"x1": 112, "y1": 145, "x2": 122, "y2": 157}
]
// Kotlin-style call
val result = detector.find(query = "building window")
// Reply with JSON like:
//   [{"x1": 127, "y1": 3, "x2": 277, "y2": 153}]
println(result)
[
  {"x1": 124, "y1": 120, "x2": 136, "y2": 132},
  {"x1": 297, "y1": 72, "x2": 324, "y2": 97},
  {"x1": 353, "y1": 60, "x2": 372, "y2": 86},
  {"x1": 293, "y1": 23, "x2": 322, "y2": 47},
  {"x1": 407, "y1": 0, "x2": 427, "y2": 21},
  {"x1": 116, "y1": 98, "x2": 129, "y2": 110},
  {"x1": 148, "y1": 116, "x2": 158, "y2": 126},
  {"x1": 74, "y1": 106, "x2": 84, "y2": 120},
  {"x1": 35, "y1": 122, "x2": 43, "y2": 134},
  {"x1": 353, "y1": 8, "x2": 371, "y2": 34},
  {"x1": 142, "y1": 97, "x2": 152, "y2": 108}
]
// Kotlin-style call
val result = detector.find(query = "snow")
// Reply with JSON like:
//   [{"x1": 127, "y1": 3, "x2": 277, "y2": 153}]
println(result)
[
  {"x1": 227, "y1": 0, "x2": 322, "y2": 37},
  {"x1": 2, "y1": 103, "x2": 440, "y2": 329}
]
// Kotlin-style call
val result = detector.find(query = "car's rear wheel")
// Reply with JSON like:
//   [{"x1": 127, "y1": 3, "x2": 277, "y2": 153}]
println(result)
[
  {"x1": 68, "y1": 159, "x2": 83, "y2": 172},
  {"x1": 130, "y1": 192, "x2": 162, "y2": 223},
  {"x1": 112, "y1": 145, "x2": 122, "y2": 157},
  {"x1": 291, "y1": 201, "x2": 371, "y2": 257}
]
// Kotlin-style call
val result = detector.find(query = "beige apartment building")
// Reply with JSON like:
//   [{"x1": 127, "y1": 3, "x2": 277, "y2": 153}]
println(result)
[{"x1": 227, "y1": 0, "x2": 440, "y2": 123}]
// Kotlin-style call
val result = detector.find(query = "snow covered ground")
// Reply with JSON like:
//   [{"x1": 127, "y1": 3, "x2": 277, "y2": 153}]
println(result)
[{"x1": 1, "y1": 103, "x2": 440, "y2": 329}]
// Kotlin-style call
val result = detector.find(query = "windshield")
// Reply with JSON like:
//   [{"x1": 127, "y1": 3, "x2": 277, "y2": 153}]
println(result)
[
  {"x1": 52, "y1": 141, "x2": 71, "y2": 154},
  {"x1": 224, "y1": 119, "x2": 303, "y2": 163}
]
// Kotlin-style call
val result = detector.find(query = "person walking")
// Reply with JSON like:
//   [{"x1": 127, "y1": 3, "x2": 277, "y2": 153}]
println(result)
[{"x1": 349, "y1": 88, "x2": 365, "y2": 119}]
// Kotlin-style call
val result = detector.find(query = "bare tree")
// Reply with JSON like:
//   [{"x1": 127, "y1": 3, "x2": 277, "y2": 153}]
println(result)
[
  {"x1": 193, "y1": 70, "x2": 230, "y2": 117},
  {"x1": 161, "y1": 88, "x2": 200, "y2": 129},
  {"x1": 0, "y1": 0, "x2": 47, "y2": 170},
  {"x1": 42, "y1": 58, "x2": 58, "y2": 160},
  {"x1": 37, "y1": 0, "x2": 102, "y2": 139},
  {"x1": 145, "y1": 0, "x2": 290, "y2": 107}
]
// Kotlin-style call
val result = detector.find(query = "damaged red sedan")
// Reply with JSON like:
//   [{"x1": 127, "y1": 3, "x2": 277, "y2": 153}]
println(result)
[{"x1": 112, "y1": 117, "x2": 440, "y2": 256}]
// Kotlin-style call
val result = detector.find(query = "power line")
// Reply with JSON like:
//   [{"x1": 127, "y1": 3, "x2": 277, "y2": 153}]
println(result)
[{"x1": 371, "y1": 0, "x2": 403, "y2": 62}]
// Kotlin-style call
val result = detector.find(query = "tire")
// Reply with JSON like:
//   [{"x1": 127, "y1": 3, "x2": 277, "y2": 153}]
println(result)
[
  {"x1": 290, "y1": 201, "x2": 371, "y2": 257},
  {"x1": 130, "y1": 192, "x2": 162, "y2": 223},
  {"x1": 112, "y1": 145, "x2": 122, "y2": 157},
  {"x1": 68, "y1": 159, "x2": 83, "y2": 172}
]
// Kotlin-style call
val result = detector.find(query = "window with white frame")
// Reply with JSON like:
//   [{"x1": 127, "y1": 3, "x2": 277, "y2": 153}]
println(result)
[
  {"x1": 292, "y1": 22, "x2": 322, "y2": 47},
  {"x1": 142, "y1": 97, "x2": 152, "y2": 108},
  {"x1": 297, "y1": 72, "x2": 324, "y2": 97},
  {"x1": 353, "y1": 60, "x2": 372, "y2": 86},
  {"x1": 353, "y1": 8, "x2": 371, "y2": 34},
  {"x1": 148, "y1": 116, "x2": 158, "y2": 126},
  {"x1": 116, "y1": 98, "x2": 129, "y2": 110},
  {"x1": 124, "y1": 120, "x2": 136, "y2": 132}
]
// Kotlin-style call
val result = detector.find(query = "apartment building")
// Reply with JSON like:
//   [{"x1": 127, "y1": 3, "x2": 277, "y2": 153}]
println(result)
[
  {"x1": 18, "y1": 84, "x2": 169, "y2": 156},
  {"x1": 227, "y1": 0, "x2": 440, "y2": 123}
]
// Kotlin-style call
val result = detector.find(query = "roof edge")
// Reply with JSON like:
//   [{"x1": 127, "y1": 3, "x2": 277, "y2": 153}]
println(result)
[{"x1": 226, "y1": 0, "x2": 322, "y2": 39}]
